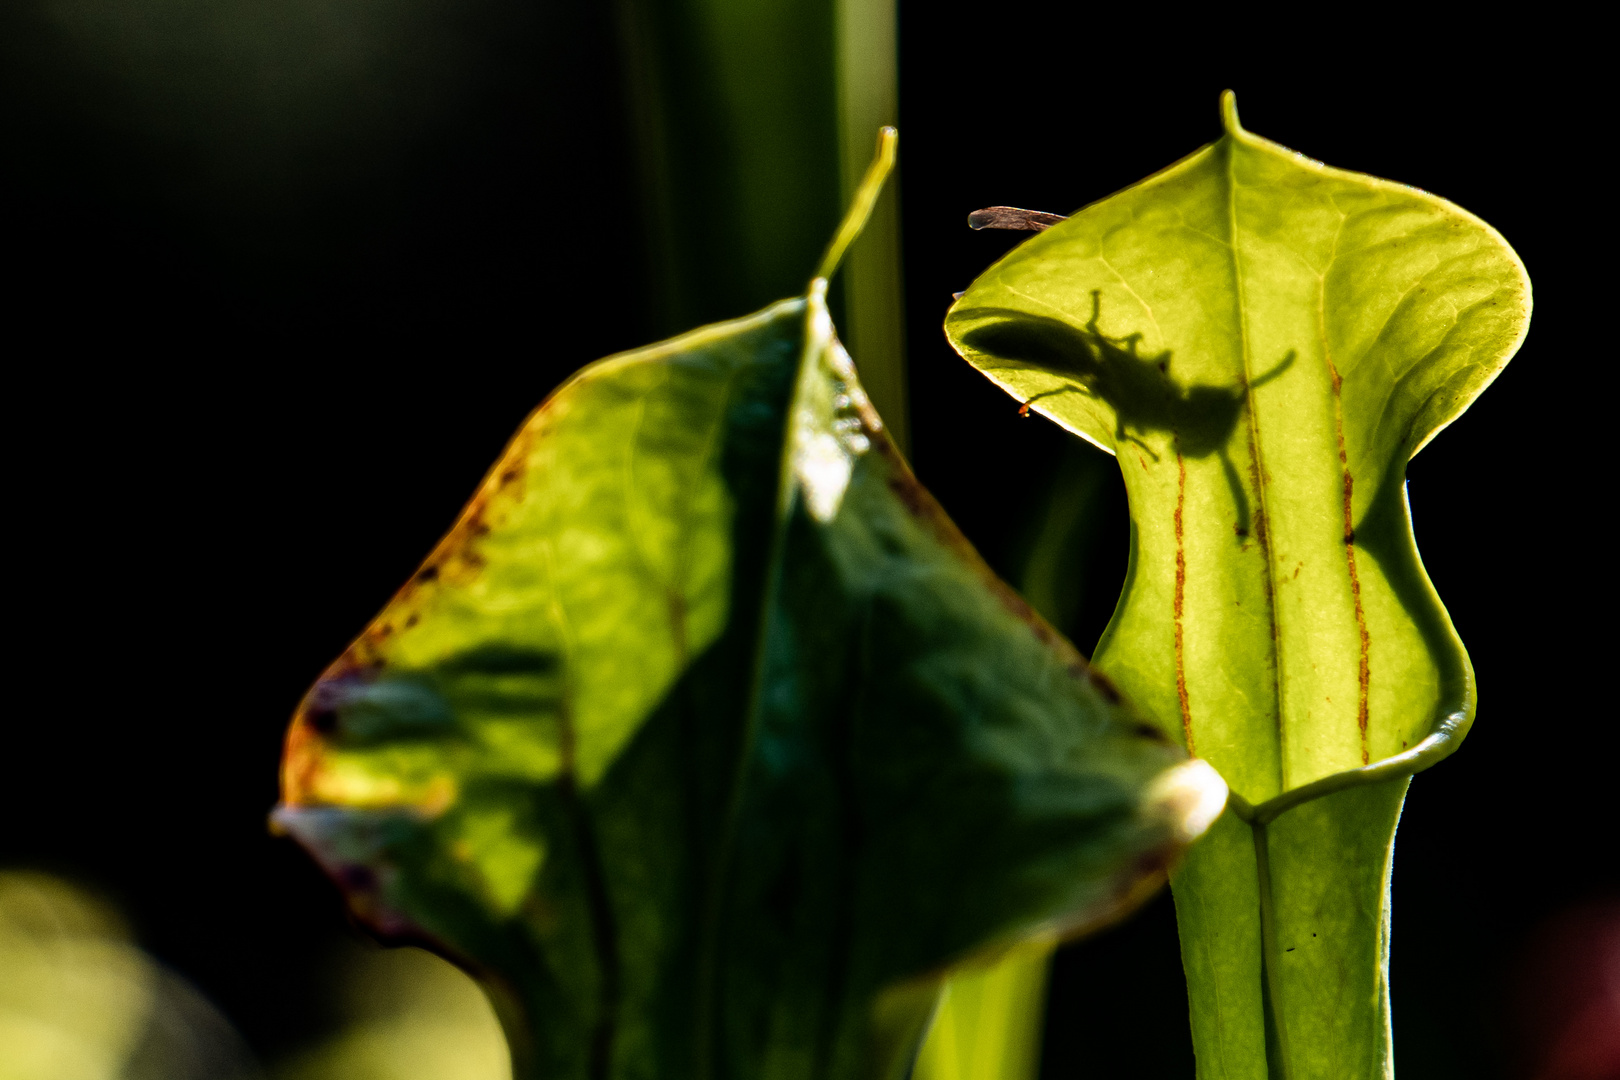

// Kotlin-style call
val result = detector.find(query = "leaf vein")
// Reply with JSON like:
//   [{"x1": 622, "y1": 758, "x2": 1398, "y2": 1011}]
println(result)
[{"x1": 1224, "y1": 139, "x2": 1287, "y2": 795}]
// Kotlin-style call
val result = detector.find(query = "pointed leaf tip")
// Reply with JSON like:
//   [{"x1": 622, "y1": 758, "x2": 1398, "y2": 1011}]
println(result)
[
  {"x1": 814, "y1": 126, "x2": 898, "y2": 284},
  {"x1": 1220, "y1": 90, "x2": 1242, "y2": 136}
]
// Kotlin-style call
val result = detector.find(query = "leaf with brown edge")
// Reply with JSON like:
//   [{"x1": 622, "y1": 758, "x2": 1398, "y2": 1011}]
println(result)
[{"x1": 272, "y1": 132, "x2": 1225, "y2": 1080}]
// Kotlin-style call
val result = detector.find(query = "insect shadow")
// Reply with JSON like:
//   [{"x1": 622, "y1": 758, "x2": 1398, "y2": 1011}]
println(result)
[{"x1": 959, "y1": 291, "x2": 1294, "y2": 538}]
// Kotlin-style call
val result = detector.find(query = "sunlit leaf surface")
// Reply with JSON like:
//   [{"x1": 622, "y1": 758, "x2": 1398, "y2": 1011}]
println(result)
[
  {"x1": 946, "y1": 93, "x2": 1530, "y2": 1080},
  {"x1": 274, "y1": 136, "x2": 1224, "y2": 1080}
]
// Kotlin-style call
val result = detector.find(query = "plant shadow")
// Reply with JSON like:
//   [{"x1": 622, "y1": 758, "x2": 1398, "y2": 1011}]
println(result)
[{"x1": 958, "y1": 292, "x2": 1293, "y2": 537}]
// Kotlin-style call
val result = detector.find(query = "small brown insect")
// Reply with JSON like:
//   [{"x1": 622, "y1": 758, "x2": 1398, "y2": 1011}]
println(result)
[{"x1": 967, "y1": 206, "x2": 1070, "y2": 232}]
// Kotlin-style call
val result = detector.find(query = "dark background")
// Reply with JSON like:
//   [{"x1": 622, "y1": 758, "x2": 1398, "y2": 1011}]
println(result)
[{"x1": 1, "y1": 4, "x2": 1606, "y2": 1077}]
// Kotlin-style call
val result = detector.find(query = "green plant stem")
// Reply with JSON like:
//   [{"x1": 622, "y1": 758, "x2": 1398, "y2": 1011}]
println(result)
[
  {"x1": 912, "y1": 940, "x2": 1053, "y2": 1080},
  {"x1": 833, "y1": 0, "x2": 906, "y2": 450},
  {"x1": 1251, "y1": 818, "x2": 1288, "y2": 1080},
  {"x1": 614, "y1": 0, "x2": 906, "y2": 450},
  {"x1": 1172, "y1": 781, "x2": 1409, "y2": 1080}
]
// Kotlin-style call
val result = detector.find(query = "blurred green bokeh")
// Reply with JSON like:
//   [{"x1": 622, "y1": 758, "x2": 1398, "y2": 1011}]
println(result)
[
  {"x1": 1, "y1": 871, "x2": 510, "y2": 1080},
  {"x1": 0, "y1": 871, "x2": 258, "y2": 1080},
  {"x1": 24, "y1": 0, "x2": 907, "y2": 442},
  {"x1": 617, "y1": 0, "x2": 906, "y2": 444},
  {"x1": 277, "y1": 947, "x2": 510, "y2": 1080}
]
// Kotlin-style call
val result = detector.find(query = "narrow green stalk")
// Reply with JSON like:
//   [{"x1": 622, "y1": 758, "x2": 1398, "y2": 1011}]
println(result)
[
  {"x1": 833, "y1": 0, "x2": 906, "y2": 450},
  {"x1": 613, "y1": 0, "x2": 843, "y2": 335},
  {"x1": 613, "y1": 0, "x2": 907, "y2": 449},
  {"x1": 1251, "y1": 819, "x2": 1289, "y2": 1080},
  {"x1": 913, "y1": 940, "x2": 1054, "y2": 1080},
  {"x1": 815, "y1": 127, "x2": 898, "y2": 285}
]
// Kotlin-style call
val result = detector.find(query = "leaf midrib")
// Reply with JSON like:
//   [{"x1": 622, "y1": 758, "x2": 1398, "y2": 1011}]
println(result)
[
  {"x1": 1223, "y1": 133, "x2": 1288, "y2": 797},
  {"x1": 693, "y1": 298, "x2": 813, "y2": 1080}
]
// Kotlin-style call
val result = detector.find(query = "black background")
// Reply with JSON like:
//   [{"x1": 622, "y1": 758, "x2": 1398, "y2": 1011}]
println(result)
[{"x1": 0, "y1": 4, "x2": 1606, "y2": 1077}]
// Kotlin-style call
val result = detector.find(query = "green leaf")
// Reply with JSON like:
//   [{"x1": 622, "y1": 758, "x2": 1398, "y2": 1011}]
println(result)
[
  {"x1": 274, "y1": 134, "x2": 1225, "y2": 1080},
  {"x1": 911, "y1": 443, "x2": 1118, "y2": 1080},
  {"x1": 945, "y1": 93, "x2": 1530, "y2": 1080}
]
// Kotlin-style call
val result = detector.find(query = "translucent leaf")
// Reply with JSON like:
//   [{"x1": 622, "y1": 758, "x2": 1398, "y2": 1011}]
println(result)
[
  {"x1": 946, "y1": 93, "x2": 1530, "y2": 1080},
  {"x1": 274, "y1": 133, "x2": 1224, "y2": 1079}
]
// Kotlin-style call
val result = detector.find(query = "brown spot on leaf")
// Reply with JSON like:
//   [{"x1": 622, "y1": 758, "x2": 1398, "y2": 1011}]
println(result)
[
  {"x1": 279, "y1": 397, "x2": 553, "y2": 812},
  {"x1": 1173, "y1": 449, "x2": 1193, "y2": 754},
  {"x1": 1325, "y1": 348, "x2": 1371, "y2": 765}
]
